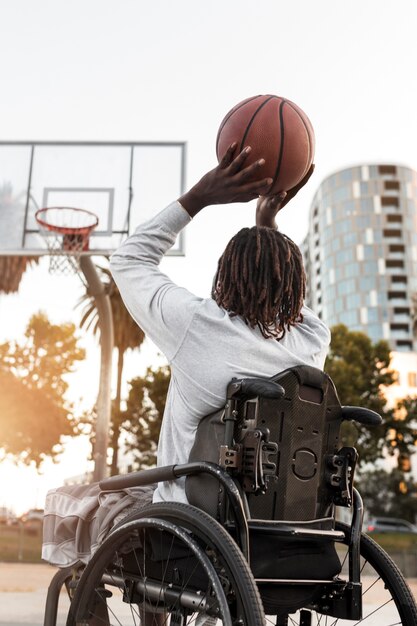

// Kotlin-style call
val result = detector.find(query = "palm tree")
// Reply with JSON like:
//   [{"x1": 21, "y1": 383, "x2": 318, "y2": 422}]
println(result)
[
  {"x1": 0, "y1": 256, "x2": 39, "y2": 294},
  {"x1": 77, "y1": 266, "x2": 145, "y2": 475},
  {"x1": 0, "y1": 182, "x2": 40, "y2": 294}
]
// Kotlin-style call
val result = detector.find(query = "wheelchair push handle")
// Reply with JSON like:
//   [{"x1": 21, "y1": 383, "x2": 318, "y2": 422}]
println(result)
[{"x1": 341, "y1": 405, "x2": 382, "y2": 426}]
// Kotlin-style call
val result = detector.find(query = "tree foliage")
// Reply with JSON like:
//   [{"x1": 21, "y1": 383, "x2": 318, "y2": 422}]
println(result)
[
  {"x1": 0, "y1": 256, "x2": 39, "y2": 294},
  {"x1": 358, "y1": 467, "x2": 417, "y2": 523},
  {"x1": 325, "y1": 324, "x2": 394, "y2": 411},
  {"x1": 0, "y1": 312, "x2": 86, "y2": 465},
  {"x1": 0, "y1": 184, "x2": 39, "y2": 294},
  {"x1": 120, "y1": 365, "x2": 171, "y2": 470},
  {"x1": 325, "y1": 324, "x2": 417, "y2": 467}
]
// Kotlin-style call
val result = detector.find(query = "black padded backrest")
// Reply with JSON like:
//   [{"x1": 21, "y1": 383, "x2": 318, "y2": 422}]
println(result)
[
  {"x1": 185, "y1": 407, "x2": 226, "y2": 517},
  {"x1": 242, "y1": 366, "x2": 342, "y2": 521},
  {"x1": 185, "y1": 365, "x2": 343, "y2": 522}
]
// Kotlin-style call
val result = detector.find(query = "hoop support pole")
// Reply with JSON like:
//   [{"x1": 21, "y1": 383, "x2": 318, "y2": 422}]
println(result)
[{"x1": 79, "y1": 256, "x2": 114, "y2": 482}]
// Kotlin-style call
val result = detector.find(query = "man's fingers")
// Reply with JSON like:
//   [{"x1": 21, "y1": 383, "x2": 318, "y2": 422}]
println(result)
[
  {"x1": 294, "y1": 163, "x2": 315, "y2": 191},
  {"x1": 219, "y1": 142, "x2": 238, "y2": 169},
  {"x1": 257, "y1": 191, "x2": 286, "y2": 212},
  {"x1": 279, "y1": 164, "x2": 315, "y2": 208},
  {"x1": 289, "y1": 163, "x2": 315, "y2": 195},
  {"x1": 237, "y1": 156, "x2": 269, "y2": 181},
  {"x1": 240, "y1": 177, "x2": 273, "y2": 194},
  {"x1": 227, "y1": 146, "x2": 255, "y2": 174}
]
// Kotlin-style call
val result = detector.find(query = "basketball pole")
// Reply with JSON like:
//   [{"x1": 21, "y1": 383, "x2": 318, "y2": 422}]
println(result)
[{"x1": 79, "y1": 256, "x2": 114, "y2": 482}]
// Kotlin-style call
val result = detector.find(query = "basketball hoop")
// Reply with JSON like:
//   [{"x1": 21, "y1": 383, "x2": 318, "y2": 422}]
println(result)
[{"x1": 35, "y1": 207, "x2": 99, "y2": 275}]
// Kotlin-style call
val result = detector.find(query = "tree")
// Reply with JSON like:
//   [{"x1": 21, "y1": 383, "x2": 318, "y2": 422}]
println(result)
[
  {"x1": 388, "y1": 395, "x2": 417, "y2": 474},
  {"x1": 0, "y1": 184, "x2": 39, "y2": 294},
  {"x1": 324, "y1": 324, "x2": 416, "y2": 467},
  {"x1": 0, "y1": 256, "x2": 39, "y2": 294},
  {"x1": 77, "y1": 266, "x2": 145, "y2": 474},
  {"x1": 120, "y1": 365, "x2": 170, "y2": 470},
  {"x1": 357, "y1": 467, "x2": 417, "y2": 523},
  {"x1": 0, "y1": 312, "x2": 86, "y2": 465}
]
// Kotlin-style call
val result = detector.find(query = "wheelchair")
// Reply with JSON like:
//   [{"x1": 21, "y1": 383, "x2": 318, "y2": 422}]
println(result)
[{"x1": 44, "y1": 365, "x2": 417, "y2": 625}]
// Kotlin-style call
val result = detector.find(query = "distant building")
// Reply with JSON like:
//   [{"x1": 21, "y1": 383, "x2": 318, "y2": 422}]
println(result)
[{"x1": 303, "y1": 163, "x2": 417, "y2": 351}]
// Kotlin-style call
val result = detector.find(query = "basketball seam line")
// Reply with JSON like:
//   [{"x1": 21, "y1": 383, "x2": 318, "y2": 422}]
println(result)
[
  {"x1": 239, "y1": 95, "x2": 277, "y2": 154},
  {"x1": 270, "y1": 100, "x2": 286, "y2": 193},
  {"x1": 215, "y1": 95, "x2": 262, "y2": 159},
  {"x1": 285, "y1": 100, "x2": 312, "y2": 178}
]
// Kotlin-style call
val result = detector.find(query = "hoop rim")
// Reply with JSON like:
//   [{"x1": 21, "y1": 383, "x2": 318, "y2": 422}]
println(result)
[{"x1": 35, "y1": 206, "x2": 99, "y2": 236}]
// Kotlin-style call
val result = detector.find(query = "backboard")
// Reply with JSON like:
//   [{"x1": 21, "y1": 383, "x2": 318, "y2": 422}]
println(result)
[{"x1": 0, "y1": 141, "x2": 186, "y2": 256}]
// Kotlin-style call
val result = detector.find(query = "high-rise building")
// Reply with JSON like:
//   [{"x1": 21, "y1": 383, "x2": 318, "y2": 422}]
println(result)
[{"x1": 303, "y1": 163, "x2": 417, "y2": 353}]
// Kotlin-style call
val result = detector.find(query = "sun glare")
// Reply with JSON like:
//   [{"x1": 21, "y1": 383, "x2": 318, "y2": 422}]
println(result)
[{"x1": 0, "y1": 436, "x2": 93, "y2": 517}]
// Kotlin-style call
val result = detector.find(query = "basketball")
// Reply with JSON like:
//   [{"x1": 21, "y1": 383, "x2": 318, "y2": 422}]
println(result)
[{"x1": 216, "y1": 95, "x2": 315, "y2": 195}]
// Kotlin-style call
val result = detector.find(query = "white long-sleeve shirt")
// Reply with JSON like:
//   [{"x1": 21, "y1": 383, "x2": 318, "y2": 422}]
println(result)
[{"x1": 110, "y1": 201, "x2": 331, "y2": 503}]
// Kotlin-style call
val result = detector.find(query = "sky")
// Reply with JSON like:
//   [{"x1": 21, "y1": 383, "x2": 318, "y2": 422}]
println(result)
[{"x1": 1, "y1": 0, "x2": 417, "y2": 514}]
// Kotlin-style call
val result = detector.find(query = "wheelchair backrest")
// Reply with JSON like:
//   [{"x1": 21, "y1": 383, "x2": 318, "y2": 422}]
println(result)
[
  {"x1": 186, "y1": 365, "x2": 345, "y2": 523},
  {"x1": 242, "y1": 365, "x2": 342, "y2": 521}
]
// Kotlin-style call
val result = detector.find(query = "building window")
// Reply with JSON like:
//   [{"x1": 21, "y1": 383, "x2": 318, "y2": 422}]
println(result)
[
  {"x1": 384, "y1": 180, "x2": 400, "y2": 190},
  {"x1": 383, "y1": 229, "x2": 402, "y2": 238},
  {"x1": 378, "y1": 165, "x2": 397, "y2": 175},
  {"x1": 408, "y1": 372, "x2": 417, "y2": 387},
  {"x1": 388, "y1": 291, "x2": 407, "y2": 299},
  {"x1": 390, "y1": 324, "x2": 409, "y2": 332},
  {"x1": 389, "y1": 244, "x2": 405, "y2": 253},
  {"x1": 367, "y1": 308, "x2": 380, "y2": 323},
  {"x1": 394, "y1": 307, "x2": 410, "y2": 315},
  {"x1": 386, "y1": 260, "x2": 404, "y2": 268},
  {"x1": 397, "y1": 340, "x2": 413, "y2": 350},
  {"x1": 391, "y1": 275, "x2": 407, "y2": 284},
  {"x1": 381, "y1": 196, "x2": 399, "y2": 207},
  {"x1": 386, "y1": 214, "x2": 402, "y2": 223}
]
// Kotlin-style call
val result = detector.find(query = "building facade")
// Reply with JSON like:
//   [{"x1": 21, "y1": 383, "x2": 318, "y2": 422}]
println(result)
[{"x1": 303, "y1": 164, "x2": 417, "y2": 352}]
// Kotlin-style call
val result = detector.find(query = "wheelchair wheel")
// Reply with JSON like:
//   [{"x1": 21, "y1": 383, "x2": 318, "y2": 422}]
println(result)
[
  {"x1": 263, "y1": 521, "x2": 417, "y2": 625},
  {"x1": 67, "y1": 503, "x2": 265, "y2": 625}
]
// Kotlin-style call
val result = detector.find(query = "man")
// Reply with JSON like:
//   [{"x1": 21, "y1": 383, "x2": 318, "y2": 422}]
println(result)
[
  {"x1": 42, "y1": 143, "x2": 328, "y2": 626},
  {"x1": 110, "y1": 142, "x2": 330, "y2": 505}
]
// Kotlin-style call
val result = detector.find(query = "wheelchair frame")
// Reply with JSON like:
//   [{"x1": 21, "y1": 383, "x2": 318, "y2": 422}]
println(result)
[{"x1": 43, "y1": 365, "x2": 417, "y2": 626}]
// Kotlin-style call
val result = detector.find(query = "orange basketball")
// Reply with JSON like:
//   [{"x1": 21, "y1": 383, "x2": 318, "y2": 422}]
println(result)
[{"x1": 216, "y1": 95, "x2": 315, "y2": 195}]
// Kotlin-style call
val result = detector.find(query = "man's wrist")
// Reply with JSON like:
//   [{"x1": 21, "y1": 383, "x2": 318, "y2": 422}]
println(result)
[
  {"x1": 178, "y1": 188, "x2": 206, "y2": 218},
  {"x1": 256, "y1": 210, "x2": 278, "y2": 229}
]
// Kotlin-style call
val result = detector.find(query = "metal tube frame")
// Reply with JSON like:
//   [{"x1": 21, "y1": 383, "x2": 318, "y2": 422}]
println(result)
[{"x1": 79, "y1": 256, "x2": 114, "y2": 482}]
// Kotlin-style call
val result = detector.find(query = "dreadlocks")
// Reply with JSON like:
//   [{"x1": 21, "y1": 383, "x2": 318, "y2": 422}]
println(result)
[{"x1": 212, "y1": 226, "x2": 306, "y2": 340}]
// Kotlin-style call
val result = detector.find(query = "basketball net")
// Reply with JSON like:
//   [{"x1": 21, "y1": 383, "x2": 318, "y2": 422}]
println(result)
[{"x1": 35, "y1": 207, "x2": 99, "y2": 275}]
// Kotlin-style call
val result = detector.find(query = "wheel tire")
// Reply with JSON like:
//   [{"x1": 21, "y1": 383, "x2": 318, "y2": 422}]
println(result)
[
  {"x1": 262, "y1": 522, "x2": 417, "y2": 625},
  {"x1": 337, "y1": 521, "x2": 417, "y2": 625},
  {"x1": 67, "y1": 503, "x2": 265, "y2": 626},
  {"x1": 134, "y1": 502, "x2": 265, "y2": 626}
]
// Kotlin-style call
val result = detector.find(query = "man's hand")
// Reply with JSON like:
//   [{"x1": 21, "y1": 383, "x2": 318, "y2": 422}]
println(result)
[
  {"x1": 256, "y1": 193, "x2": 288, "y2": 229},
  {"x1": 179, "y1": 143, "x2": 273, "y2": 218},
  {"x1": 256, "y1": 164, "x2": 315, "y2": 228}
]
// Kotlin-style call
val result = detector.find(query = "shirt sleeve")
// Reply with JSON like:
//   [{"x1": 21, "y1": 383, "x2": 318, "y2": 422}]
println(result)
[
  {"x1": 110, "y1": 201, "x2": 202, "y2": 361},
  {"x1": 299, "y1": 305, "x2": 331, "y2": 368}
]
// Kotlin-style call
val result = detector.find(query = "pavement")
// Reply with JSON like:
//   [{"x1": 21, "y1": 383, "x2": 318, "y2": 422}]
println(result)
[
  {"x1": 1, "y1": 562, "x2": 417, "y2": 625},
  {"x1": 0, "y1": 563, "x2": 70, "y2": 626}
]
